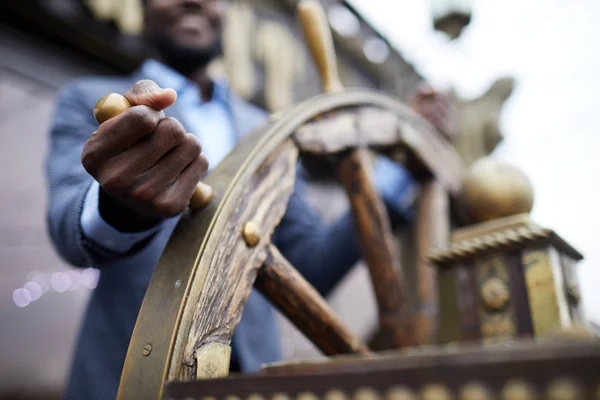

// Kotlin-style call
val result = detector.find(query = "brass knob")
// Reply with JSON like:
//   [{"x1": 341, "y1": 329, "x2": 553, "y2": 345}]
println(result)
[
  {"x1": 93, "y1": 93, "x2": 214, "y2": 210},
  {"x1": 459, "y1": 382, "x2": 492, "y2": 400},
  {"x1": 501, "y1": 379, "x2": 536, "y2": 400},
  {"x1": 481, "y1": 277, "x2": 510, "y2": 311},
  {"x1": 546, "y1": 378, "x2": 583, "y2": 400},
  {"x1": 242, "y1": 222, "x2": 260, "y2": 247},
  {"x1": 421, "y1": 384, "x2": 452, "y2": 400}
]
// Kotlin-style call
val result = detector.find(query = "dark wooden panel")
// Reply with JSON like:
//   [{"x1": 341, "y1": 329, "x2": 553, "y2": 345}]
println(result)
[
  {"x1": 456, "y1": 264, "x2": 481, "y2": 342},
  {"x1": 506, "y1": 251, "x2": 534, "y2": 338},
  {"x1": 436, "y1": 266, "x2": 461, "y2": 344}
]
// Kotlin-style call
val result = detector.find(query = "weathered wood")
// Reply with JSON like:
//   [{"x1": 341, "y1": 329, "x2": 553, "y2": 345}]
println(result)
[
  {"x1": 255, "y1": 244, "x2": 370, "y2": 356},
  {"x1": 119, "y1": 88, "x2": 466, "y2": 399},
  {"x1": 178, "y1": 139, "x2": 299, "y2": 380},
  {"x1": 414, "y1": 180, "x2": 449, "y2": 344},
  {"x1": 294, "y1": 107, "x2": 398, "y2": 153},
  {"x1": 338, "y1": 148, "x2": 417, "y2": 349},
  {"x1": 293, "y1": 106, "x2": 464, "y2": 194},
  {"x1": 166, "y1": 341, "x2": 600, "y2": 399}
]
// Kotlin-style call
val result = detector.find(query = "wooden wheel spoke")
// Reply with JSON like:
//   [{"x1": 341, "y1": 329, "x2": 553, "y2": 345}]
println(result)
[
  {"x1": 338, "y1": 148, "x2": 418, "y2": 348},
  {"x1": 255, "y1": 244, "x2": 370, "y2": 356}
]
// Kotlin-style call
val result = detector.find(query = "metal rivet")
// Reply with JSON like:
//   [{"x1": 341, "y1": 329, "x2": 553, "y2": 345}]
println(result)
[
  {"x1": 459, "y1": 382, "x2": 491, "y2": 400},
  {"x1": 421, "y1": 384, "x2": 452, "y2": 400},
  {"x1": 501, "y1": 379, "x2": 536, "y2": 400},
  {"x1": 481, "y1": 277, "x2": 510, "y2": 311},
  {"x1": 175, "y1": 279, "x2": 182, "y2": 288},
  {"x1": 546, "y1": 378, "x2": 582, "y2": 400},
  {"x1": 385, "y1": 386, "x2": 415, "y2": 400},
  {"x1": 354, "y1": 388, "x2": 381, "y2": 400},
  {"x1": 243, "y1": 222, "x2": 260, "y2": 247},
  {"x1": 143, "y1": 343, "x2": 152, "y2": 356},
  {"x1": 325, "y1": 390, "x2": 348, "y2": 400}
]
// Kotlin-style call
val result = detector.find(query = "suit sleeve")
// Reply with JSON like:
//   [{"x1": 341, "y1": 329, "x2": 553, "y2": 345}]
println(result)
[
  {"x1": 45, "y1": 82, "x2": 157, "y2": 268},
  {"x1": 273, "y1": 160, "x2": 416, "y2": 296}
]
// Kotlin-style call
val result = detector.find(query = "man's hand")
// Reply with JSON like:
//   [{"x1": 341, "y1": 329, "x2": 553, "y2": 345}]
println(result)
[
  {"x1": 408, "y1": 84, "x2": 458, "y2": 142},
  {"x1": 81, "y1": 80, "x2": 209, "y2": 220}
]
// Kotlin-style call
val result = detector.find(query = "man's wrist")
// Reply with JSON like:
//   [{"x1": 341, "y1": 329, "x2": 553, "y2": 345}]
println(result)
[{"x1": 98, "y1": 186, "x2": 163, "y2": 233}]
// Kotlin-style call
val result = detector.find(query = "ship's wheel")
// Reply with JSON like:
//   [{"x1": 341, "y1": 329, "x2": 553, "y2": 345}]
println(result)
[{"x1": 97, "y1": 2, "x2": 466, "y2": 399}]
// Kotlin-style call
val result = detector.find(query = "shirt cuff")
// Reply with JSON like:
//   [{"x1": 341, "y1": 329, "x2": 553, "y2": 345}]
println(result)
[
  {"x1": 373, "y1": 156, "x2": 419, "y2": 220},
  {"x1": 80, "y1": 181, "x2": 163, "y2": 254}
]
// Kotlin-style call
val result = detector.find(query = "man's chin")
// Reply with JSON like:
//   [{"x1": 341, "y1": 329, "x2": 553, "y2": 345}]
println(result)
[{"x1": 151, "y1": 35, "x2": 223, "y2": 74}]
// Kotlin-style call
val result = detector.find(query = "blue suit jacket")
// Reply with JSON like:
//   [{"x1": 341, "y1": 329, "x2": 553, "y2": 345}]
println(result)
[{"x1": 45, "y1": 72, "x2": 411, "y2": 400}]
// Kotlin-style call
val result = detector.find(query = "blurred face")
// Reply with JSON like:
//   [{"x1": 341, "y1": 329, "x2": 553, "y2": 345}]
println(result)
[{"x1": 143, "y1": 0, "x2": 226, "y2": 72}]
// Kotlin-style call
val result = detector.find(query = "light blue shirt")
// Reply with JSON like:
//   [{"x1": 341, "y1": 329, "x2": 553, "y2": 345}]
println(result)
[{"x1": 81, "y1": 59, "x2": 417, "y2": 254}]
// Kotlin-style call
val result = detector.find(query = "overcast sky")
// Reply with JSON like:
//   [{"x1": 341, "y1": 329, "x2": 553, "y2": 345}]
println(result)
[{"x1": 348, "y1": 0, "x2": 600, "y2": 323}]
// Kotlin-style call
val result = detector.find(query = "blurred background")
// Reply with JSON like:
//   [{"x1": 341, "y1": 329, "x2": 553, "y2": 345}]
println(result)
[{"x1": 0, "y1": 0, "x2": 598, "y2": 398}]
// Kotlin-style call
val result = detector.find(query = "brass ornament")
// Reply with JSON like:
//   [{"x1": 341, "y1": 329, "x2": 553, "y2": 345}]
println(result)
[
  {"x1": 546, "y1": 378, "x2": 582, "y2": 400},
  {"x1": 353, "y1": 387, "x2": 381, "y2": 400},
  {"x1": 421, "y1": 384, "x2": 452, "y2": 400},
  {"x1": 93, "y1": 93, "x2": 132, "y2": 125},
  {"x1": 385, "y1": 386, "x2": 415, "y2": 400},
  {"x1": 459, "y1": 382, "x2": 492, "y2": 400},
  {"x1": 461, "y1": 157, "x2": 534, "y2": 224},
  {"x1": 325, "y1": 390, "x2": 349, "y2": 400},
  {"x1": 247, "y1": 395, "x2": 265, "y2": 400},
  {"x1": 272, "y1": 394, "x2": 292, "y2": 400},
  {"x1": 481, "y1": 277, "x2": 510, "y2": 311},
  {"x1": 297, "y1": 392, "x2": 319, "y2": 400},
  {"x1": 243, "y1": 221, "x2": 261, "y2": 247},
  {"x1": 501, "y1": 379, "x2": 537, "y2": 400}
]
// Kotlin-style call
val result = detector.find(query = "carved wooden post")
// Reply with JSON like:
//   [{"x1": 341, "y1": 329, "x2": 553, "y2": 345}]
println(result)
[{"x1": 414, "y1": 180, "x2": 449, "y2": 344}]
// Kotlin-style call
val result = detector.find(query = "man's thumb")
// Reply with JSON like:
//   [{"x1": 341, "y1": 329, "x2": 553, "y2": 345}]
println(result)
[{"x1": 124, "y1": 79, "x2": 177, "y2": 110}]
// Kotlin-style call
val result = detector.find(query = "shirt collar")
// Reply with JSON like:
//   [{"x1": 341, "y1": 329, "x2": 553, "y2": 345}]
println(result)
[{"x1": 139, "y1": 58, "x2": 230, "y2": 104}]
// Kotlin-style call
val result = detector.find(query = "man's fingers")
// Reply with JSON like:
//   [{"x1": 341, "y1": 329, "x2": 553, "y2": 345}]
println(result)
[
  {"x1": 83, "y1": 105, "x2": 164, "y2": 166},
  {"x1": 124, "y1": 79, "x2": 177, "y2": 111},
  {"x1": 153, "y1": 154, "x2": 210, "y2": 217},
  {"x1": 104, "y1": 117, "x2": 188, "y2": 178},
  {"x1": 132, "y1": 133, "x2": 203, "y2": 202}
]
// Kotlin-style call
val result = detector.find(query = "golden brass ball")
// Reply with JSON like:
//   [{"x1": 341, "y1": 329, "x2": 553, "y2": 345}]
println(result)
[
  {"x1": 461, "y1": 157, "x2": 534, "y2": 224},
  {"x1": 93, "y1": 93, "x2": 132, "y2": 124}
]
